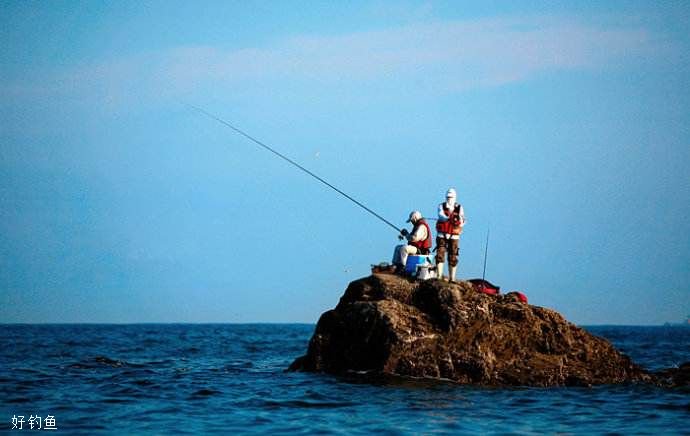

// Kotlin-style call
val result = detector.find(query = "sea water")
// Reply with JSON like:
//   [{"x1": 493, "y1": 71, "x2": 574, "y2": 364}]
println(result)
[{"x1": 1, "y1": 324, "x2": 688, "y2": 434}]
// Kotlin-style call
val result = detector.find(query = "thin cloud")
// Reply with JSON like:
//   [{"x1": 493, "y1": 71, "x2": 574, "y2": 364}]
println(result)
[
  {"x1": 1, "y1": 15, "x2": 668, "y2": 107},
  {"x1": 160, "y1": 16, "x2": 659, "y2": 91}
]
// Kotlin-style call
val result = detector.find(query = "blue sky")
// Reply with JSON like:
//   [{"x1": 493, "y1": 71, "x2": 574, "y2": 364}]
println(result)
[{"x1": 1, "y1": 1, "x2": 689, "y2": 324}]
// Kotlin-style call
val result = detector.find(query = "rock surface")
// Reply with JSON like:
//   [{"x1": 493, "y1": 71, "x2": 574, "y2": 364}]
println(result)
[
  {"x1": 289, "y1": 274, "x2": 655, "y2": 387},
  {"x1": 654, "y1": 362, "x2": 690, "y2": 387}
]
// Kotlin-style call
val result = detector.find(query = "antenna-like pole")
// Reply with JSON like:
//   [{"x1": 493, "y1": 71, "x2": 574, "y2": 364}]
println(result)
[{"x1": 482, "y1": 225, "x2": 490, "y2": 282}]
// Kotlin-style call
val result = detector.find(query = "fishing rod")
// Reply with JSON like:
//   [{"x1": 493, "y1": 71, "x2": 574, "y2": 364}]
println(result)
[
  {"x1": 184, "y1": 103, "x2": 403, "y2": 233},
  {"x1": 482, "y1": 225, "x2": 490, "y2": 282}
]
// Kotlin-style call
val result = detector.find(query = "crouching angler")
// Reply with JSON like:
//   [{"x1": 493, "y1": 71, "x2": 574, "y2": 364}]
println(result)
[
  {"x1": 392, "y1": 211, "x2": 432, "y2": 271},
  {"x1": 435, "y1": 188, "x2": 466, "y2": 282}
]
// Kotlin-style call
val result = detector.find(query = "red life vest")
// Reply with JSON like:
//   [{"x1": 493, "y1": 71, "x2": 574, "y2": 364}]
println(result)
[
  {"x1": 409, "y1": 219, "x2": 432, "y2": 251},
  {"x1": 436, "y1": 203, "x2": 463, "y2": 235}
]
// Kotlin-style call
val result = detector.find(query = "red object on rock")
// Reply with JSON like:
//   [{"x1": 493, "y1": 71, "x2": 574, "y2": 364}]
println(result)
[
  {"x1": 468, "y1": 279, "x2": 500, "y2": 295},
  {"x1": 515, "y1": 292, "x2": 528, "y2": 304}
]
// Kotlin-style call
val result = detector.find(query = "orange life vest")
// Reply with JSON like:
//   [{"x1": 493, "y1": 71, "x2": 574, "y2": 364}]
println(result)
[{"x1": 435, "y1": 203, "x2": 463, "y2": 236}]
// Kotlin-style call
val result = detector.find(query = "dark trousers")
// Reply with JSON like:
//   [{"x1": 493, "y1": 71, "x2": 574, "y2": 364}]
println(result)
[{"x1": 435, "y1": 237, "x2": 459, "y2": 267}]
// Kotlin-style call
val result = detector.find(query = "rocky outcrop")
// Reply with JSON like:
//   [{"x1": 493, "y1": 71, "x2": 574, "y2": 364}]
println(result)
[
  {"x1": 654, "y1": 362, "x2": 690, "y2": 387},
  {"x1": 289, "y1": 274, "x2": 655, "y2": 387}
]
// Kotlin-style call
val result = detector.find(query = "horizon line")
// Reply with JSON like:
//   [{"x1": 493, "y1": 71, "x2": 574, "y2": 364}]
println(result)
[{"x1": 0, "y1": 322, "x2": 681, "y2": 327}]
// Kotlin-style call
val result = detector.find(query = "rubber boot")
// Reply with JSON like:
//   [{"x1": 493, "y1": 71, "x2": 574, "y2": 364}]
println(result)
[
  {"x1": 436, "y1": 263, "x2": 445, "y2": 281},
  {"x1": 449, "y1": 265, "x2": 457, "y2": 283}
]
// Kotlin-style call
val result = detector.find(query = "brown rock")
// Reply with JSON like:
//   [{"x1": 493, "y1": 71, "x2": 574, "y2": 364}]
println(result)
[
  {"x1": 653, "y1": 362, "x2": 690, "y2": 387},
  {"x1": 289, "y1": 274, "x2": 654, "y2": 386}
]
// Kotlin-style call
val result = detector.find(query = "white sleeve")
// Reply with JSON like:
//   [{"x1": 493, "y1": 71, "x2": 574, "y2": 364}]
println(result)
[
  {"x1": 437, "y1": 203, "x2": 449, "y2": 221},
  {"x1": 410, "y1": 224, "x2": 427, "y2": 242}
]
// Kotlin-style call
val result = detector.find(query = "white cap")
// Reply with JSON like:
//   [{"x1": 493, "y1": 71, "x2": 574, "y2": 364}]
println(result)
[
  {"x1": 446, "y1": 188, "x2": 457, "y2": 198},
  {"x1": 407, "y1": 210, "x2": 422, "y2": 223}
]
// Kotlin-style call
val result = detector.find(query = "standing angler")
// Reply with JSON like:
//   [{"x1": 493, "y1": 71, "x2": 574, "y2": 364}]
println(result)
[{"x1": 435, "y1": 188, "x2": 466, "y2": 282}]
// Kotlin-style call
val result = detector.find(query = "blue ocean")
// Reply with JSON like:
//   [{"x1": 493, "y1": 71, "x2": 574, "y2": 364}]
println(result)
[{"x1": 1, "y1": 324, "x2": 688, "y2": 434}]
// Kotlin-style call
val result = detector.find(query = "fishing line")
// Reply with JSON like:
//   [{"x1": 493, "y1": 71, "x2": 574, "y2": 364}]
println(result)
[{"x1": 184, "y1": 103, "x2": 402, "y2": 233}]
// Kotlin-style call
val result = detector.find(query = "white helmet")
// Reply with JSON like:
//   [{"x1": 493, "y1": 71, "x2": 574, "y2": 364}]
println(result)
[
  {"x1": 407, "y1": 210, "x2": 422, "y2": 223},
  {"x1": 446, "y1": 188, "x2": 457, "y2": 199}
]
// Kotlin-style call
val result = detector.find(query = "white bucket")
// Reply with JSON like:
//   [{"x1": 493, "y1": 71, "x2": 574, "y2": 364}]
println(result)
[{"x1": 416, "y1": 263, "x2": 436, "y2": 280}]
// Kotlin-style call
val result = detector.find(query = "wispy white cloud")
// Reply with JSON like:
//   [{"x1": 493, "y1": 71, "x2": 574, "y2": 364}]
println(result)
[
  {"x1": 1, "y1": 15, "x2": 668, "y2": 108},
  {"x1": 160, "y1": 16, "x2": 660, "y2": 91}
]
